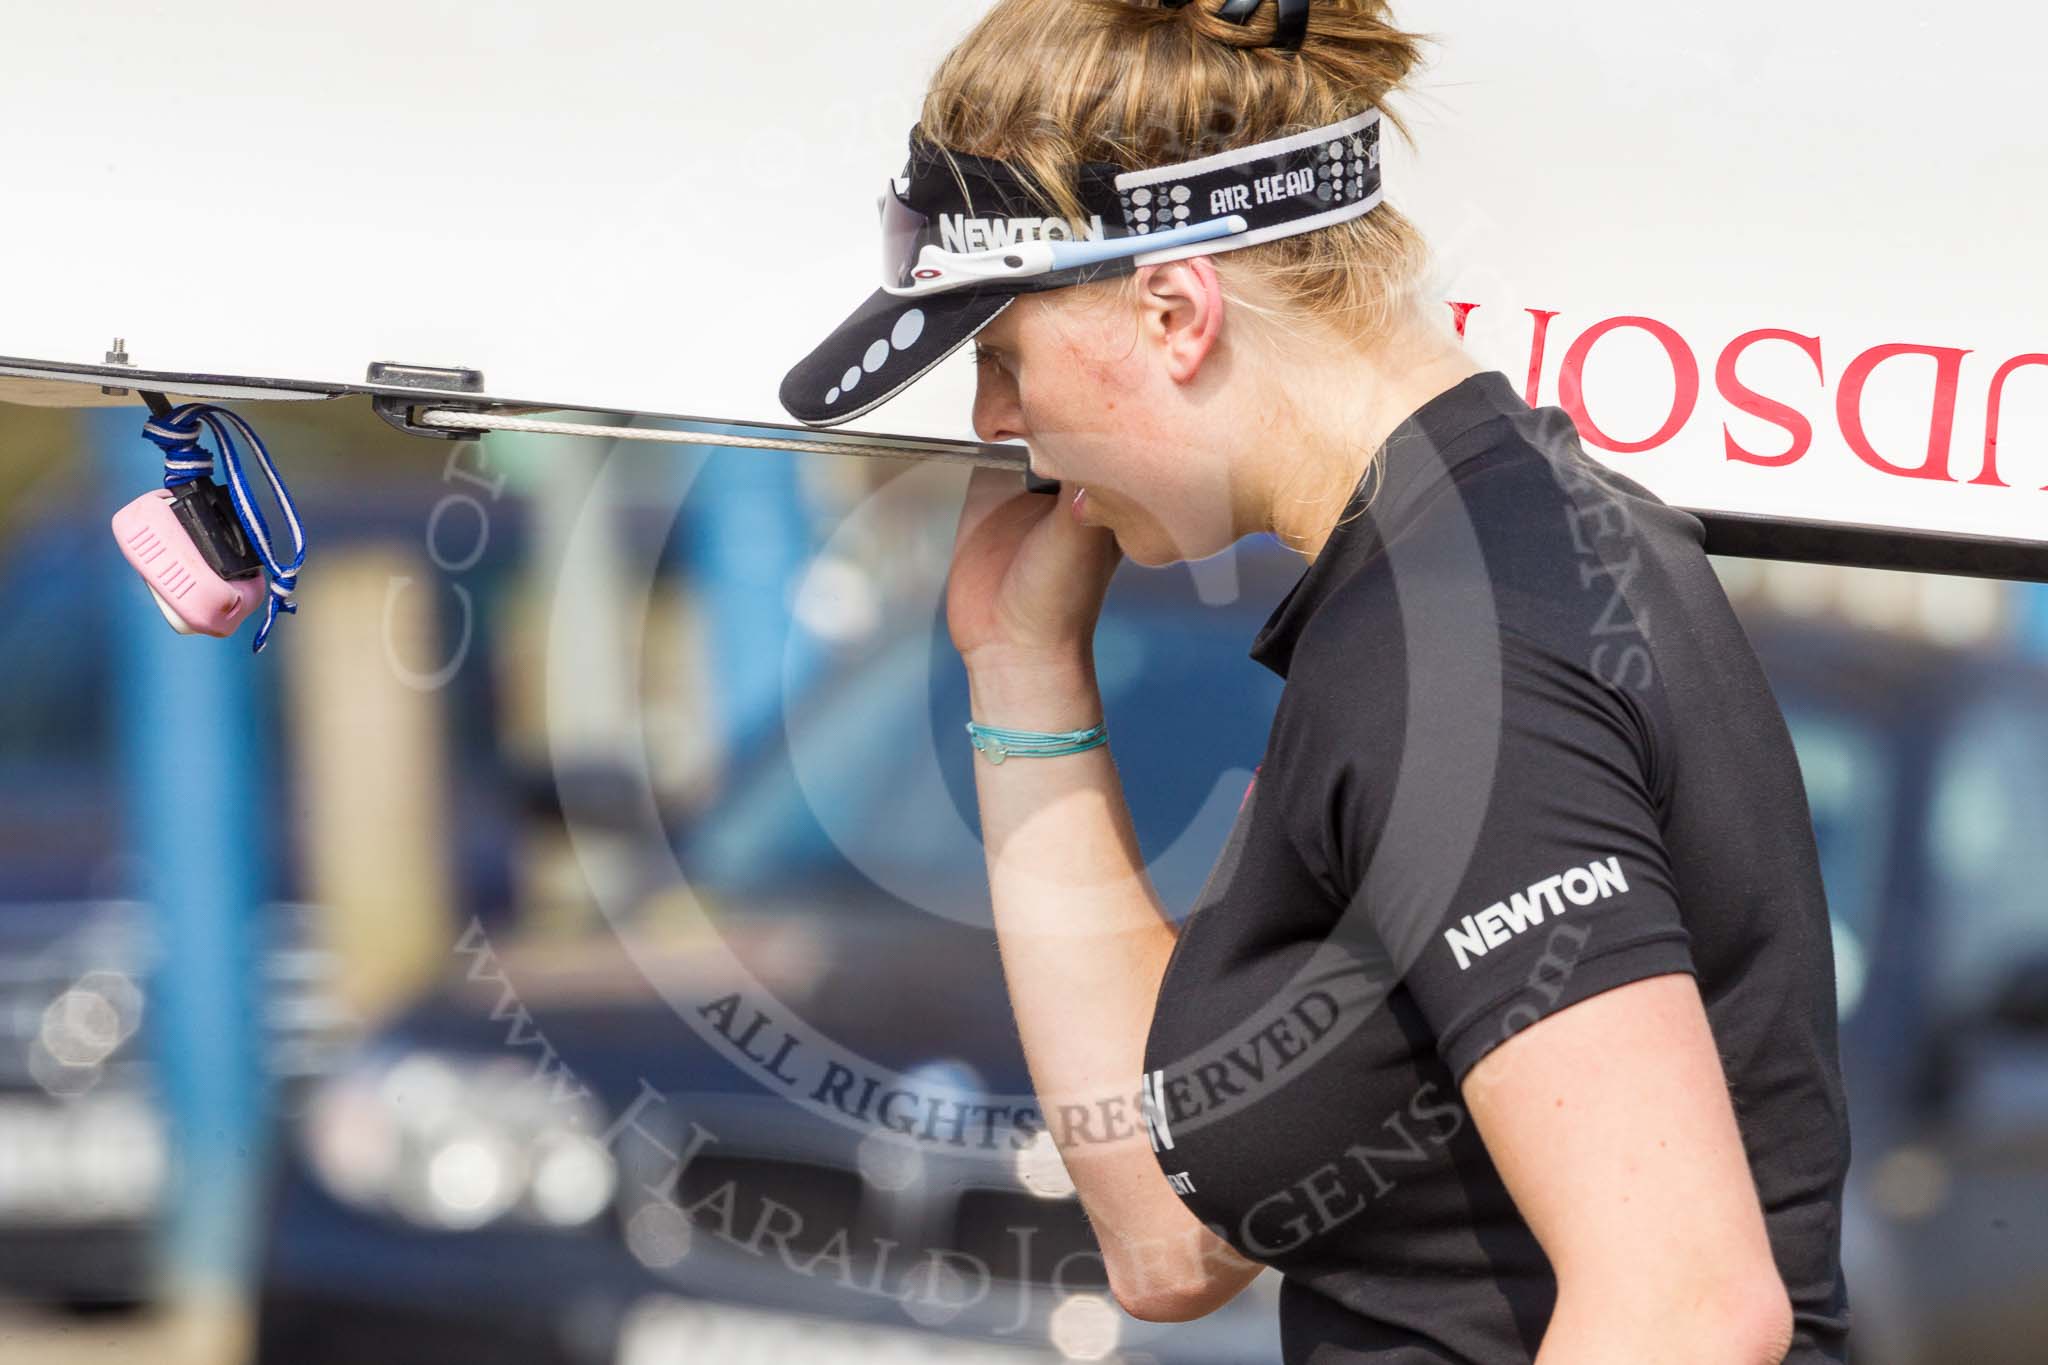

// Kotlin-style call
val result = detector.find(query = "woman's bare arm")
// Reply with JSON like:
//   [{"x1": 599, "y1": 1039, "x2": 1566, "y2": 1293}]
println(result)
[
  {"x1": 1462, "y1": 971, "x2": 1797, "y2": 1364},
  {"x1": 964, "y1": 647, "x2": 1266, "y2": 1321}
]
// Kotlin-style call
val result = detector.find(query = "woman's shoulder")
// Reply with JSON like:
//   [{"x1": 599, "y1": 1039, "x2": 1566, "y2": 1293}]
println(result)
[
  {"x1": 1322, "y1": 415, "x2": 1725, "y2": 657},
  {"x1": 1275, "y1": 426, "x2": 1714, "y2": 759}
]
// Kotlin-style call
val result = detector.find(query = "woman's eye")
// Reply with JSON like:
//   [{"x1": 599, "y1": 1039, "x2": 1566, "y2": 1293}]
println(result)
[{"x1": 972, "y1": 344, "x2": 1009, "y2": 373}]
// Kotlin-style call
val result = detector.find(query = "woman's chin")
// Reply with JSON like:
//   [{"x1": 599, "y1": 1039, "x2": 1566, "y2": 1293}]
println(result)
[
  {"x1": 1114, "y1": 525, "x2": 1188, "y2": 570},
  {"x1": 1085, "y1": 499, "x2": 1201, "y2": 568}
]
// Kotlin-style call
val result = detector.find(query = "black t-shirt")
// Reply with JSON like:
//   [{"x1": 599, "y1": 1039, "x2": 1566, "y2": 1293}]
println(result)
[{"x1": 1138, "y1": 369, "x2": 1851, "y2": 1362}]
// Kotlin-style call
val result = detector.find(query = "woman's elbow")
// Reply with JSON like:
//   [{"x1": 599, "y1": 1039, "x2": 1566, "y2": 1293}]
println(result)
[
  {"x1": 1555, "y1": 1267, "x2": 1795, "y2": 1363},
  {"x1": 1109, "y1": 1278, "x2": 1233, "y2": 1324},
  {"x1": 1670, "y1": 1270, "x2": 1796, "y2": 1364},
  {"x1": 1105, "y1": 1262, "x2": 1260, "y2": 1324},
  {"x1": 1109, "y1": 1283, "x2": 1188, "y2": 1323},
  {"x1": 1728, "y1": 1275, "x2": 1796, "y2": 1365},
  {"x1": 1098, "y1": 1221, "x2": 1266, "y2": 1323}
]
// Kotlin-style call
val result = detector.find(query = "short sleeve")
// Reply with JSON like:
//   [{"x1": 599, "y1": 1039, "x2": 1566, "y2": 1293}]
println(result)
[{"x1": 1281, "y1": 617, "x2": 1697, "y2": 1087}]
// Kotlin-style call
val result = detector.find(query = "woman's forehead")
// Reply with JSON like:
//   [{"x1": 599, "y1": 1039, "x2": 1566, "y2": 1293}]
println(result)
[
  {"x1": 979, "y1": 301, "x2": 1027, "y2": 345},
  {"x1": 1002, "y1": 289, "x2": 1100, "y2": 342}
]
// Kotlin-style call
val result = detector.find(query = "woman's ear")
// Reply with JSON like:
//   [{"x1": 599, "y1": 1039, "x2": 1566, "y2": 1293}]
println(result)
[{"x1": 1135, "y1": 256, "x2": 1225, "y2": 385}]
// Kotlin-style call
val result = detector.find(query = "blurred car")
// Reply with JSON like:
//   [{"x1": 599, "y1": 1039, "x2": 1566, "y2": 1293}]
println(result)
[
  {"x1": 253, "y1": 541, "x2": 1302, "y2": 1365},
  {"x1": 1756, "y1": 618, "x2": 2048, "y2": 1365},
  {"x1": 252, "y1": 541, "x2": 2048, "y2": 1365},
  {"x1": 0, "y1": 518, "x2": 354, "y2": 1313},
  {"x1": 0, "y1": 899, "x2": 166, "y2": 1310},
  {"x1": 0, "y1": 896, "x2": 343, "y2": 1312}
]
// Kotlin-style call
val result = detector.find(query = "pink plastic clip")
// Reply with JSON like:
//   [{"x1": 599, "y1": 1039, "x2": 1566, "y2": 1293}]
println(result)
[{"x1": 110, "y1": 489, "x2": 266, "y2": 639}]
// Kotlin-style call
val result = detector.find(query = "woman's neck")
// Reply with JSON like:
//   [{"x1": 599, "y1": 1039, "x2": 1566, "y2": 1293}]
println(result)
[{"x1": 1254, "y1": 313, "x2": 1484, "y2": 564}]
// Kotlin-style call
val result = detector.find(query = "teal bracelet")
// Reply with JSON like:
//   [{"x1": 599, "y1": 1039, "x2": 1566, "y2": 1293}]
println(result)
[{"x1": 965, "y1": 718, "x2": 1108, "y2": 765}]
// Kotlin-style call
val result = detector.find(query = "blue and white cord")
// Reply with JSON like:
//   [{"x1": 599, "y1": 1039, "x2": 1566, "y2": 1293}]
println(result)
[
  {"x1": 964, "y1": 719, "x2": 1108, "y2": 764},
  {"x1": 141, "y1": 403, "x2": 307, "y2": 653}
]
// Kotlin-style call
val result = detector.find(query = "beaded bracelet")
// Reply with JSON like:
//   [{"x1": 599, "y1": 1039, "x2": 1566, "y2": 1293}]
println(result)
[{"x1": 964, "y1": 719, "x2": 1108, "y2": 765}]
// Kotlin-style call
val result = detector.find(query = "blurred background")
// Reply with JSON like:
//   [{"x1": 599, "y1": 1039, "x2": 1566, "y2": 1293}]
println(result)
[{"x1": 0, "y1": 392, "x2": 2044, "y2": 1365}]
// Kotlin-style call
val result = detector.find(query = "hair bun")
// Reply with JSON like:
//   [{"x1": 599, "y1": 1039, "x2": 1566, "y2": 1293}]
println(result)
[{"x1": 1161, "y1": 0, "x2": 1312, "y2": 51}]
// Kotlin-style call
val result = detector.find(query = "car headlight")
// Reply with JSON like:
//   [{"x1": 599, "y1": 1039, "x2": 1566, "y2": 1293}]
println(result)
[
  {"x1": 300, "y1": 1048, "x2": 616, "y2": 1232},
  {"x1": 30, "y1": 969, "x2": 147, "y2": 1096}
]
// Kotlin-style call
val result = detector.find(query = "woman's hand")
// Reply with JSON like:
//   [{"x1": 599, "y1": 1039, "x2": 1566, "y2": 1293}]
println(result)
[{"x1": 947, "y1": 465, "x2": 1122, "y2": 668}]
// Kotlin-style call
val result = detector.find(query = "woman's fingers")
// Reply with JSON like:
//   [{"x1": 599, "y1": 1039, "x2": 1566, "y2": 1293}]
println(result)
[
  {"x1": 955, "y1": 464, "x2": 1037, "y2": 550},
  {"x1": 1042, "y1": 481, "x2": 1122, "y2": 581}
]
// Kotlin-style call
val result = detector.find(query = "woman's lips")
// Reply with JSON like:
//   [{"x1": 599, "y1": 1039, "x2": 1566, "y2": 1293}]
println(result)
[{"x1": 1071, "y1": 485, "x2": 1089, "y2": 523}]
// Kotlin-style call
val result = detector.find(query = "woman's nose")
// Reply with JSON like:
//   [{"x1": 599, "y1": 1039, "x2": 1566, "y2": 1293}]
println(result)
[{"x1": 971, "y1": 365, "x2": 1026, "y2": 446}]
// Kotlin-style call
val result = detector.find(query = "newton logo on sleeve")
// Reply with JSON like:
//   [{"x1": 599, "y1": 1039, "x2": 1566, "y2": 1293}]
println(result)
[{"x1": 1443, "y1": 855, "x2": 1630, "y2": 971}]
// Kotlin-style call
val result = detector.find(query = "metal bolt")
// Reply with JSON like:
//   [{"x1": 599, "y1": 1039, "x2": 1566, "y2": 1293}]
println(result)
[{"x1": 101, "y1": 335, "x2": 132, "y2": 397}]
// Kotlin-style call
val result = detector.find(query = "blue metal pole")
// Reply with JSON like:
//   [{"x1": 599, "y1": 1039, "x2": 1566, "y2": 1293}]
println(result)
[
  {"x1": 2017, "y1": 583, "x2": 2048, "y2": 660},
  {"x1": 91, "y1": 406, "x2": 269, "y2": 1295},
  {"x1": 681, "y1": 444, "x2": 828, "y2": 762}
]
